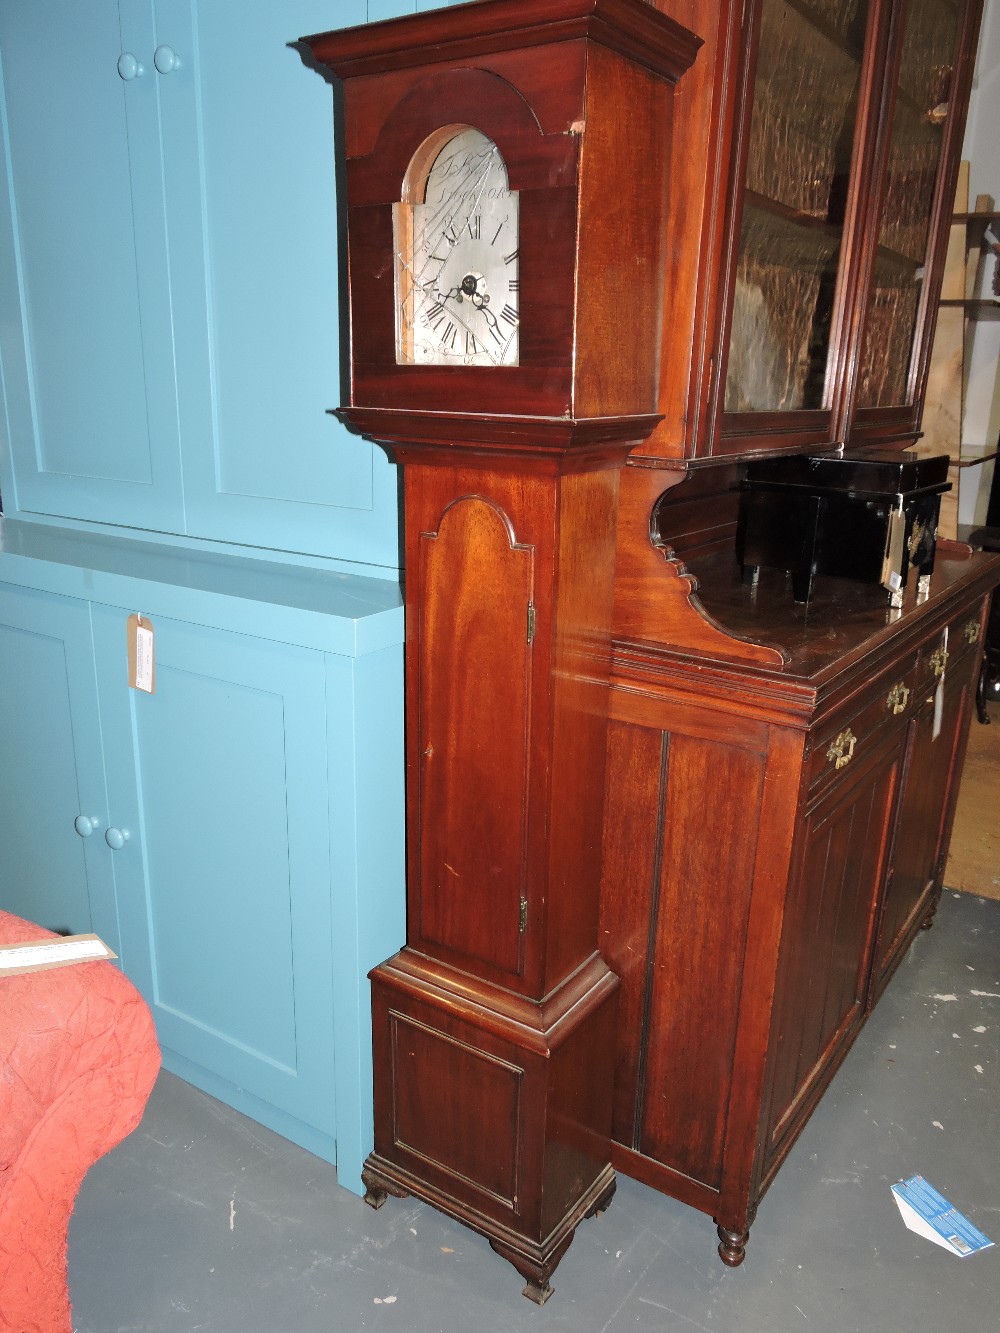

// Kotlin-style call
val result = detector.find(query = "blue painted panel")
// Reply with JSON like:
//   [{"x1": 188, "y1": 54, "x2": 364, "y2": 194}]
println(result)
[
  {"x1": 0, "y1": 1, "x2": 185, "y2": 530},
  {"x1": 0, "y1": 585, "x2": 120, "y2": 949},
  {"x1": 327, "y1": 645, "x2": 406, "y2": 1194},
  {"x1": 0, "y1": 519, "x2": 405, "y2": 655},
  {"x1": 369, "y1": 2, "x2": 465, "y2": 18},
  {"x1": 93, "y1": 604, "x2": 337, "y2": 1142},
  {"x1": 164, "y1": 0, "x2": 401, "y2": 568}
]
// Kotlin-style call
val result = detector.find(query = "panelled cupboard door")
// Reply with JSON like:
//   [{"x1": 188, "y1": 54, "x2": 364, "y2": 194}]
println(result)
[
  {"x1": 0, "y1": 0, "x2": 185, "y2": 532},
  {"x1": 873, "y1": 675, "x2": 969, "y2": 986},
  {"x1": 168, "y1": 0, "x2": 399, "y2": 566},
  {"x1": 762, "y1": 744, "x2": 900, "y2": 1165},
  {"x1": 0, "y1": 0, "x2": 403, "y2": 570},
  {"x1": 0, "y1": 585, "x2": 120, "y2": 950},
  {"x1": 91, "y1": 605, "x2": 337, "y2": 1151}
]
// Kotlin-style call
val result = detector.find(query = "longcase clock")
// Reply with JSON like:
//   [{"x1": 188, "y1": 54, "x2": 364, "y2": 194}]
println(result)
[{"x1": 302, "y1": 0, "x2": 699, "y2": 1304}]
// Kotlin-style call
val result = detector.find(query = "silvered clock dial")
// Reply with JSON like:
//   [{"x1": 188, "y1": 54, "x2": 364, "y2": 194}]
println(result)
[{"x1": 395, "y1": 127, "x2": 519, "y2": 367}]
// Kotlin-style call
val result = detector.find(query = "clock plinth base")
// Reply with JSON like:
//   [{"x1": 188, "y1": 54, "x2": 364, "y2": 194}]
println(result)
[{"x1": 366, "y1": 947, "x2": 619, "y2": 1302}]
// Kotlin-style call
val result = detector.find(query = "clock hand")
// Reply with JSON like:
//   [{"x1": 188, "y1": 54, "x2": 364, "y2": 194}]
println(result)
[{"x1": 469, "y1": 289, "x2": 509, "y2": 348}]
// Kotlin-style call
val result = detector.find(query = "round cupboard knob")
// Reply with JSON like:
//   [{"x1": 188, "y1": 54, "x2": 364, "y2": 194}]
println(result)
[
  {"x1": 105, "y1": 826, "x2": 131, "y2": 851},
  {"x1": 117, "y1": 52, "x2": 144, "y2": 80},
  {"x1": 153, "y1": 45, "x2": 179, "y2": 74},
  {"x1": 74, "y1": 815, "x2": 99, "y2": 838}
]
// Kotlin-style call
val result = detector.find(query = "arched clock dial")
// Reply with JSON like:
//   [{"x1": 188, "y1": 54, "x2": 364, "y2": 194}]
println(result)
[{"x1": 396, "y1": 127, "x2": 519, "y2": 368}]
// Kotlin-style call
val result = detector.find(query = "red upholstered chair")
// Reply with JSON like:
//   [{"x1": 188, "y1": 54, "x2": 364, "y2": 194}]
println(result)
[{"x1": 0, "y1": 911, "x2": 160, "y2": 1333}]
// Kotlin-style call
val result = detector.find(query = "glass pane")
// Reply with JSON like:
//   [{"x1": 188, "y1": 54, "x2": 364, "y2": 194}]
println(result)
[
  {"x1": 725, "y1": 0, "x2": 871, "y2": 413},
  {"x1": 855, "y1": 0, "x2": 961, "y2": 408}
]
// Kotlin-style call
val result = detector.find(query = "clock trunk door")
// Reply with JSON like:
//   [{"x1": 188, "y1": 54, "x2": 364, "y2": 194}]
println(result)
[{"x1": 414, "y1": 496, "x2": 534, "y2": 980}]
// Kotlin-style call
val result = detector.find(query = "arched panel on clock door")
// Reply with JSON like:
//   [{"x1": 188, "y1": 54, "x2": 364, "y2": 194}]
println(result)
[{"x1": 415, "y1": 496, "x2": 534, "y2": 978}]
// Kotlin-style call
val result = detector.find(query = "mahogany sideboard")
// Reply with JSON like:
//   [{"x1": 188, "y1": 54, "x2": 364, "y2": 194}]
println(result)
[{"x1": 602, "y1": 468, "x2": 1000, "y2": 1263}]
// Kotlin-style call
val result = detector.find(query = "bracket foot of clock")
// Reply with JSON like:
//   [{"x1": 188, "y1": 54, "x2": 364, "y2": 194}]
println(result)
[
  {"x1": 361, "y1": 1163, "x2": 410, "y2": 1211},
  {"x1": 487, "y1": 1235, "x2": 566, "y2": 1307},
  {"x1": 361, "y1": 1148, "x2": 617, "y2": 1305}
]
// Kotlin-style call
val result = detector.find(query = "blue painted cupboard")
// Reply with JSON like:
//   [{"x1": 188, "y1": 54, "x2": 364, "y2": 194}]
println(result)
[{"x1": 0, "y1": 0, "x2": 455, "y2": 1190}]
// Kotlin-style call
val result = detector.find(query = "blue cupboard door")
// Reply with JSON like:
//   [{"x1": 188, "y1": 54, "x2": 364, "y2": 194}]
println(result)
[
  {"x1": 0, "y1": 1, "x2": 185, "y2": 532},
  {"x1": 159, "y1": 0, "x2": 401, "y2": 569},
  {"x1": 91, "y1": 604, "x2": 337, "y2": 1157},
  {"x1": 0, "y1": 586, "x2": 120, "y2": 948}
]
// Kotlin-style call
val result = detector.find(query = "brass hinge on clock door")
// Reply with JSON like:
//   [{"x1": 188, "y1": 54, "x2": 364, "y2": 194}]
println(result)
[
  {"x1": 527, "y1": 601, "x2": 536, "y2": 645},
  {"x1": 519, "y1": 897, "x2": 528, "y2": 933}
]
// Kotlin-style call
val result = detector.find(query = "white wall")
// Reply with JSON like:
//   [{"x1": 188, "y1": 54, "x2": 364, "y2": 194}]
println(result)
[{"x1": 960, "y1": 0, "x2": 1000, "y2": 526}]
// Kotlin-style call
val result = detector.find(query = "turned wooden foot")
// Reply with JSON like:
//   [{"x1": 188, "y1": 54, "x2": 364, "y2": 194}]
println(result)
[
  {"x1": 717, "y1": 1223, "x2": 749, "y2": 1267},
  {"x1": 361, "y1": 1162, "x2": 410, "y2": 1210},
  {"x1": 920, "y1": 889, "x2": 943, "y2": 931}
]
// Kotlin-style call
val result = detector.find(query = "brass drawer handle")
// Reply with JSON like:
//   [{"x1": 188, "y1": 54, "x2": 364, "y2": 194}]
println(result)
[
  {"x1": 964, "y1": 619, "x2": 981, "y2": 646},
  {"x1": 930, "y1": 647, "x2": 949, "y2": 678},
  {"x1": 886, "y1": 682, "x2": 910, "y2": 715},
  {"x1": 827, "y1": 728, "x2": 857, "y2": 770}
]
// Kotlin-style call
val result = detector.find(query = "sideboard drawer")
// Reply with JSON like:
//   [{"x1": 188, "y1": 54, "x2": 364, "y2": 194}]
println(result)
[{"x1": 808, "y1": 666, "x2": 915, "y2": 796}]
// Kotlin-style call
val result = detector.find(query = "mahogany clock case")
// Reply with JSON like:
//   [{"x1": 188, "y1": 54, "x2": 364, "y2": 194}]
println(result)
[{"x1": 302, "y1": 0, "x2": 701, "y2": 1305}]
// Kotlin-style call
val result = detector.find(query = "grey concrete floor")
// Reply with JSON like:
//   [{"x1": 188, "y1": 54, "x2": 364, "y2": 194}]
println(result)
[{"x1": 68, "y1": 890, "x2": 999, "y2": 1333}]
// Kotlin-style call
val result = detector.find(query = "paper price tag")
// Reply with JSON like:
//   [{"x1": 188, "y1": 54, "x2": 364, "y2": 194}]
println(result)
[
  {"x1": 0, "y1": 933, "x2": 116, "y2": 977},
  {"x1": 932, "y1": 625, "x2": 947, "y2": 742},
  {"x1": 881, "y1": 497, "x2": 906, "y2": 594},
  {"x1": 127, "y1": 614, "x2": 156, "y2": 693}
]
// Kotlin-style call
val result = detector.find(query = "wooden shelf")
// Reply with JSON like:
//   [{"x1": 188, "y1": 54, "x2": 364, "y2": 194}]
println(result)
[
  {"x1": 873, "y1": 240, "x2": 924, "y2": 278},
  {"x1": 736, "y1": 194, "x2": 843, "y2": 282},
  {"x1": 954, "y1": 211, "x2": 1000, "y2": 250},
  {"x1": 940, "y1": 297, "x2": 1000, "y2": 320}
]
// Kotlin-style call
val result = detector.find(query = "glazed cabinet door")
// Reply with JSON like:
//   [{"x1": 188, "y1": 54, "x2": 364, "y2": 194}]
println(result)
[
  {"x1": 91, "y1": 605, "x2": 339, "y2": 1156},
  {"x1": 0, "y1": 585, "x2": 120, "y2": 948},
  {"x1": 761, "y1": 736, "x2": 901, "y2": 1175},
  {"x1": 714, "y1": 0, "x2": 884, "y2": 454},
  {"x1": 852, "y1": 0, "x2": 983, "y2": 433}
]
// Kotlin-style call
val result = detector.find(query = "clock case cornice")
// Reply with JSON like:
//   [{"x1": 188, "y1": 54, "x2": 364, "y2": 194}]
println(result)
[
  {"x1": 302, "y1": 0, "x2": 701, "y2": 435},
  {"x1": 302, "y1": 0, "x2": 702, "y2": 87}
]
